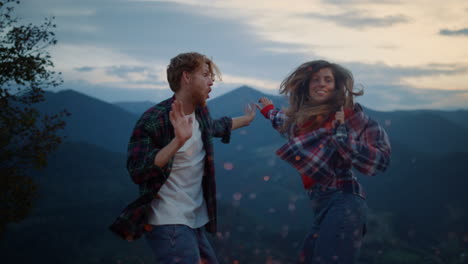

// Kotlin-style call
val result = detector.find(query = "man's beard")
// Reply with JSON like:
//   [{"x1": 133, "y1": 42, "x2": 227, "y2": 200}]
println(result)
[{"x1": 194, "y1": 93, "x2": 207, "y2": 108}]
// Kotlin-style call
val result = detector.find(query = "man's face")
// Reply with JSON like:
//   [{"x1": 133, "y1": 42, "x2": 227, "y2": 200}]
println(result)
[{"x1": 188, "y1": 63, "x2": 213, "y2": 107}]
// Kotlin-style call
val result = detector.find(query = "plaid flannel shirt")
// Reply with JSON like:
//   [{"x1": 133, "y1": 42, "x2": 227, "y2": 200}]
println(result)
[
  {"x1": 110, "y1": 96, "x2": 232, "y2": 241},
  {"x1": 263, "y1": 103, "x2": 391, "y2": 198}
]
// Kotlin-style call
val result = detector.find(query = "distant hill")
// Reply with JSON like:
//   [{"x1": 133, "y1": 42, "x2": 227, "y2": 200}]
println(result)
[
  {"x1": 0, "y1": 142, "x2": 300, "y2": 264},
  {"x1": 36, "y1": 90, "x2": 139, "y2": 153},
  {"x1": 4, "y1": 86, "x2": 466, "y2": 263},
  {"x1": 362, "y1": 109, "x2": 468, "y2": 155},
  {"x1": 208, "y1": 85, "x2": 288, "y2": 116},
  {"x1": 114, "y1": 101, "x2": 156, "y2": 115},
  {"x1": 114, "y1": 86, "x2": 468, "y2": 154},
  {"x1": 421, "y1": 109, "x2": 468, "y2": 129},
  {"x1": 3, "y1": 118, "x2": 467, "y2": 263},
  {"x1": 0, "y1": 142, "x2": 148, "y2": 263}
]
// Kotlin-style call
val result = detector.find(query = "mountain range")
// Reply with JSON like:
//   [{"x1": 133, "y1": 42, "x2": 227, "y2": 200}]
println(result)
[{"x1": 1, "y1": 86, "x2": 467, "y2": 264}]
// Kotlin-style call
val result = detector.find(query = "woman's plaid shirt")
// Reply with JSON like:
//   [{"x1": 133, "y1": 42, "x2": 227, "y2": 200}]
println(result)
[
  {"x1": 110, "y1": 96, "x2": 232, "y2": 241},
  {"x1": 263, "y1": 103, "x2": 391, "y2": 197}
]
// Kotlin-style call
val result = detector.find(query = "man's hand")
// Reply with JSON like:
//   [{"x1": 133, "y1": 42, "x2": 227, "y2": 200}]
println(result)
[
  {"x1": 231, "y1": 103, "x2": 257, "y2": 130},
  {"x1": 169, "y1": 100, "x2": 193, "y2": 147},
  {"x1": 154, "y1": 100, "x2": 193, "y2": 167},
  {"x1": 244, "y1": 103, "x2": 256, "y2": 123}
]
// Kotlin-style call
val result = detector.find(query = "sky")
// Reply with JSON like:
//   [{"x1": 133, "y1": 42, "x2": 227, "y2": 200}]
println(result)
[{"x1": 14, "y1": 0, "x2": 468, "y2": 111}]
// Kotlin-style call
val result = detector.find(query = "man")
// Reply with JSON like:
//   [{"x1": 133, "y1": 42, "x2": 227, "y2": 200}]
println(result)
[{"x1": 110, "y1": 52, "x2": 255, "y2": 264}]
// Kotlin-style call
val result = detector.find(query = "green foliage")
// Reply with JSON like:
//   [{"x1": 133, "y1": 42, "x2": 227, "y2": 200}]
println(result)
[{"x1": 0, "y1": 0, "x2": 69, "y2": 236}]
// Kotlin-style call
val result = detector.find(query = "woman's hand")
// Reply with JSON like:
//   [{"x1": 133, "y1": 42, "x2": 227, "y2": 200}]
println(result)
[
  {"x1": 256, "y1": 97, "x2": 273, "y2": 110},
  {"x1": 333, "y1": 106, "x2": 345, "y2": 127}
]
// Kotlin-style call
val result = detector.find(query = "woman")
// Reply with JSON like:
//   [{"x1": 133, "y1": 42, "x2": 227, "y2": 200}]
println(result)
[{"x1": 257, "y1": 60, "x2": 391, "y2": 264}]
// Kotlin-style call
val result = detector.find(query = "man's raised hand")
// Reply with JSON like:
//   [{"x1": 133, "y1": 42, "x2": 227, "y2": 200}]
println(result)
[
  {"x1": 244, "y1": 103, "x2": 256, "y2": 123},
  {"x1": 169, "y1": 100, "x2": 193, "y2": 147}
]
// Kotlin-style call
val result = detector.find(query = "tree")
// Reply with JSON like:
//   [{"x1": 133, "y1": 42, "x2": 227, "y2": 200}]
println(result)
[{"x1": 0, "y1": 0, "x2": 69, "y2": 236}]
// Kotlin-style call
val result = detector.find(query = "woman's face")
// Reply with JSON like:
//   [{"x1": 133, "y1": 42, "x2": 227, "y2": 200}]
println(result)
[{"x1": 308, "y1": 67, "x2": 335, "y2": 104}]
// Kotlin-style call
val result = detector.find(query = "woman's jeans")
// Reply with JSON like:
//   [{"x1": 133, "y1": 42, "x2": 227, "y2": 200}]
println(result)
[
  {"x1": 144, "y1": 224, "x2": 219, "y2": 264},
  {"x1": 299, "y1": 188, "x2": 368, "y2": 264}
]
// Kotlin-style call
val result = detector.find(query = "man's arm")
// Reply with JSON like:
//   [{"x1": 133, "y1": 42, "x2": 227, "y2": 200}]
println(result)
[
  {"x1": 231, "y1": 104, "x2": 256, "y2": 130},
  {"x1": 128, "y1": 100, "x2": 192, "y2": 184},
  {"x1": 154, "y1": 100, "x2": 192, "y2": 167}
]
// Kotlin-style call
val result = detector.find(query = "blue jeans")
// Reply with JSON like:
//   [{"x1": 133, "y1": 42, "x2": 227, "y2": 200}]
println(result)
[
  {"x1": 299, "y1": 188, "x2": 368, "y2": 264},
  {"x1": 144, "y1": 224, "x2": 219, "y2": 264}
]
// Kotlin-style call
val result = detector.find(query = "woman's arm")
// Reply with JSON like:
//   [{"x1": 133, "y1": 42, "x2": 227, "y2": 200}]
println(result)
[
  {"x1": 331, "y1": 110, "x2": 391, "y2": 176},
  {"x1": 257, "y1": 97, "x2": 287, "y2": 133}
]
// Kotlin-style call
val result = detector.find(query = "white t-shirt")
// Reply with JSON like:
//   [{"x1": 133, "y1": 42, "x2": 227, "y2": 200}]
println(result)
[{"x1": 148, "y1": 112, "x2": 209, "y2": 228}]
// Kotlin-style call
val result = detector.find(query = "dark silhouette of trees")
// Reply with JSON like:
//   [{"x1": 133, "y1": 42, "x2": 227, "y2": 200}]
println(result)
[{"x1": 0, "y1": 0, "x2": 69, "y2": 236}]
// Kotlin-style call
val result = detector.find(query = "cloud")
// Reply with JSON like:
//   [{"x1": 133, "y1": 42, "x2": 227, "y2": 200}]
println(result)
[
  {"x1": 70, "y1": 65, "x2": 168, "y2": 89},
  {"x1": 221, "y1": 74, "x2": 279, "y2": 90},
  {"x1": 376, "y1": 44, "x2": 399, "y2": 50},
  {"x1": 60, "y1": 80, "x2": 173, "y2": 103},
  {"x1": 51, "y1": 43, "x2": 151, "y2": 73},
  {"x1": 105, "y1": 66, "x2": 162, "y2": 83},
  {"x1": 303, "y1": 11, "x2": 410, "y2": 29},
  {"x1": 63, "y1": 56, "x2": 468, "y2": 111},
  {"x1": 343, "y1": 61, "x2": 468, "y2": 92},
  {"x1": 14, "y1": 0, "x2": 468, "y2": 110},
  {"x1": 348, "y1": 62, "x2": 467, "y2": 82},
  {"x1": 439, "y1": 28, "x2": 468, "y2": 36},
  {"x1": 48, "y1": 7, "x2": 97, "y2": 17},
  {"x1": 358, "y1": 84, "x2": 468, "y2": 111},
  {"x1": 322, "y1": 0, "x2": 401, "y2": 5},
  {"x1": 341, "y1": 62, "x2": 468, "y2": 110},
  {"x1": 74, "y1": 66, "x2": 95, "y2": 72}
]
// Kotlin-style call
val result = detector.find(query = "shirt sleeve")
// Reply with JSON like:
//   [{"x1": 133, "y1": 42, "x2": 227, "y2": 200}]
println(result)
[
  {"x1": 210, "y1": 116, "x2": 233, "y2": 144},
  {"x1": 331, "y1": 118, "x2": 391, "y2": 176},
  {"x1": 126, "y1": 116, "x2": 169, "y2": 185},
  {"x1": 261, "y1": 104, "x2": 287, "y2": 134}
]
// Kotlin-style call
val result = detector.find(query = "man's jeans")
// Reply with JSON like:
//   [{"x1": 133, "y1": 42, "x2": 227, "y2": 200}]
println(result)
[
  {"x1": 299, "y1": 188, "x2": 368, "y2": 264},
  {"x1": 145, "y1": 224, "x2": 219, "y2": 264}
]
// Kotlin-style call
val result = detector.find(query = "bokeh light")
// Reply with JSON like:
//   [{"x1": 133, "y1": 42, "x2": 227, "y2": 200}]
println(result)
[{"x1": 224, "y1": 162, "x2": 234, "y2": 170}]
